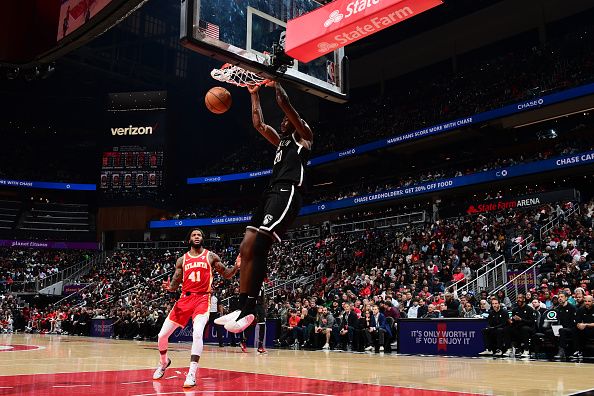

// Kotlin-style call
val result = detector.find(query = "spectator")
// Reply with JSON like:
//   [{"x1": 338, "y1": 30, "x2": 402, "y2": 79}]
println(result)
[
  {"x1": 555, "y1": 291, "x2": 577, "y2": 359},
  {"x1": 333, "y1": 302, "x2": 358, "y2": 351},
  {"x1": 315, "y1": 306, "x2": 335, "y2": 350},
  {"x1": 462, "y1": 301, "x2": 477, "y2": 318},
  {"x1": 509, "y1": 294, "x2": 536, "y2": 358},
  {"x1": 572, "y1": 295, "x2": 594, "y2": 358},
  {"x1": 365, "y1": 305, "x2": 390, "y2": 352},
  {"x1": 423, "y1": 304, "x2": 440, "y2": 318},
  {"x1": 479, "y1": 298, "x2": 511, "y2": 356},
  {"x1": 407, "y1": 299, "x2": 420, "y2": 319},
  {"x1": 442, "y1": 293, "x2": 460, "y2": 318}
]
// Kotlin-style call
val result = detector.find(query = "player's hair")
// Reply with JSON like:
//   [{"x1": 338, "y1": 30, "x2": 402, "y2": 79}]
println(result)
[{"x1": 185, "y1": 228, "x2": 205, "y2": 244}]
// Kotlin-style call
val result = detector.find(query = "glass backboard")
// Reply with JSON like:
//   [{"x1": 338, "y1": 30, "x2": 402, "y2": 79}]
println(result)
[{"x1": 180, "y1": 0, "x2": 348, "y2": 102}]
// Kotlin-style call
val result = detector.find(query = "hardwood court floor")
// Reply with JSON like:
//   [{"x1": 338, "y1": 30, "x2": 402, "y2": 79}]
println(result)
[{"x1": 1, "y1": 334, "x2": 594, "y2": 396}]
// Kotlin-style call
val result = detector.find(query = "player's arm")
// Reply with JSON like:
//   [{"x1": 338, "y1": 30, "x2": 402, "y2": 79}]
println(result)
[
  {"x1": 166, "y1": 257, "x2": 184, "y2": 291},
  {"x1": 273, "y1": 82, "x2": 313, "y2": 146},
  {"x1": 247, "y1": 85, "x2": 281, "y2": 146},
  {"x1": 211, "y1": 251, "x2": 240, "y2": 279}
]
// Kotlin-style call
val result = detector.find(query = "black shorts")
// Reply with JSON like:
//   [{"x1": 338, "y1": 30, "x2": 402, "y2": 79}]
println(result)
[
  {"x1": 248, "y1": 183, "x2": 302, "y2": 242},
  {"x1": 255, "y1": 304, "x2": 266, "y2": 324}
]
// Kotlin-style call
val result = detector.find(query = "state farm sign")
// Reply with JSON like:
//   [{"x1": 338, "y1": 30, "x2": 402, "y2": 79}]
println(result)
[{"x1": 286, "y1": 0, "x2": 443, "y2": 63}]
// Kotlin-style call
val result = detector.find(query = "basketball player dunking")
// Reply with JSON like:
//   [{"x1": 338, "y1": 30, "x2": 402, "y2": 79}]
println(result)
[
  {"x1": 153, "y1": 228, "x2": 240, "y2": 388},
  {"x1": 216, "y1": 81, "x2": 313, "y2": 333}
]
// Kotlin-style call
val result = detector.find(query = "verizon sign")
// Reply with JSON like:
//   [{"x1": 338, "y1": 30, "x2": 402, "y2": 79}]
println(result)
[
  {"x1": 111, "y1": 125, "x2": 154, "y2": 136},
  {"x1": 286, "y1": 0, "x2": 443, "y2": 63}
]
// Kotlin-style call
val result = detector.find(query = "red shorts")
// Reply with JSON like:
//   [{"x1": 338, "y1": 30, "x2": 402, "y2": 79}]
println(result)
[{"x1": 167, "y1": 293, "x2": 210, "y2": 327}]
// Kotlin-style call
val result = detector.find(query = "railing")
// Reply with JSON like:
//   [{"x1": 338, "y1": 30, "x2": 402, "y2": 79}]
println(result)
[
  {"x1": 510, "y1": 233, "x2": 534, "y2": 260},
  {"x1": 5, "y1": 253, "x2": 103, "y2": 294},
  {"x1": 219, "y1": 271, "x2": 322, "y2": 309},
  {"x1": 330, "y1": 211, "x2": 426, "y2": 234},
  {"x1": 450, "y1": 254, "x2": 504, "y2": 293},
  {"x1": 52, "y1": 282, "x2": 93, "y2": 306},
  {"x1": 539, "y1": 203, "x2": 581, "y2": 240},
  {"x1": 490, "y1": 257, "x2": 546, "y2": 303},
  {"x1": 453, "y1": 255, "x2": 507, "y2": 296},
  {"x1": 266, "y1": 271, "x2": 322, "y2": 299},
  {"x1": 295, "y1": 238, "x2": 316, "y2": 250},
  {"x1": 85, "y1": 270, "x2": 169, "y2": 308},
  {"x1": 37, "y1": 252, "x2": 105, "y2": 294},
  {"x1": 284, "y1": 226, "x2": 320, "y2": 241},
  {"x1": 230, "y1": 237, "x2": 243, "y2": 246}
]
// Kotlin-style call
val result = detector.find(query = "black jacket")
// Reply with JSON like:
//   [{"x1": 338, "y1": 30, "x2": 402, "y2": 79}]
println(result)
[
  {"x1": 511, "y1": 304, "x2": 536, "y2": 328},
  {"x1": 556, "y1": 303, "x2": 576, "y2": 329},
  {"x1": 487, "y1": 308, "x2": 509, "y2": 328},
  {"x1": 443, "y1": 299, "x2": 460, "y2": 318},
  {"x1": 576, "y1": 305, "x2": 594, "y2": 324},
  {"x1": 338, "y1": 310, "x2": 358, "y2": 329}
]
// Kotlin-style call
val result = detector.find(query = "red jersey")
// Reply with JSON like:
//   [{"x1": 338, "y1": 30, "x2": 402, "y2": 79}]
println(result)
[{"x1": 181, "y1": 249, "x2": 212, "y2": 294}]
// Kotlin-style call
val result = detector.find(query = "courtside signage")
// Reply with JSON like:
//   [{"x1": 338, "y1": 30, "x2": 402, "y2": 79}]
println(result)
[{"x1": 286, "y1": 0, "x2": 443, "y2": 63}]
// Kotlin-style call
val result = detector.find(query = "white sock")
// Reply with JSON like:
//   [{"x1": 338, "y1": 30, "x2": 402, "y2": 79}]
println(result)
[
  {"x1": 159, "y1": 352, "x2": 168, "y2": 365},
  {"x1": 189, "y1": 361, "x2": 199, "y2": 376}
]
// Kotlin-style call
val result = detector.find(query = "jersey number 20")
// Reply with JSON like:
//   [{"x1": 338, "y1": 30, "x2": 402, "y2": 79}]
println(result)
[{"x1": 274, "y1": 150, "x2": 282, "y2": 165}]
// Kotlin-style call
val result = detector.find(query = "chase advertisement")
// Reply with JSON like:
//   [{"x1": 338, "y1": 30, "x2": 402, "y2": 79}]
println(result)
[
  {"x1": 189, "y1": 81, "x2": 594, "y2": 184},
  {"x1": 152, "y1": 151, "x2": 593, "y2": 229}
]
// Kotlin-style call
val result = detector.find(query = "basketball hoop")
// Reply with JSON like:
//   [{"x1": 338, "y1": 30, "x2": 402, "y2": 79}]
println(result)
[{"x1": 210, "y1": 64, "x2": 269, "y2": 87}]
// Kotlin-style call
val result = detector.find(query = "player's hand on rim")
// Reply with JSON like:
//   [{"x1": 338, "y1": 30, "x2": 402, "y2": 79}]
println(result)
[{"x1": 247, "y1": 84, "x2": 260, "y2": 94}]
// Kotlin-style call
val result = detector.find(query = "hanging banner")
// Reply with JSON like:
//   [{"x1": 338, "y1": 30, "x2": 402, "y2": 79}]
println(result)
[{"x1": 285, "y1": 0, "x2": 443, "y2": 63}]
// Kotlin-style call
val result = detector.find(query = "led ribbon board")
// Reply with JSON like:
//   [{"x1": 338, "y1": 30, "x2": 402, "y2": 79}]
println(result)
[
  {"x1": 0, "y1": 179, "x2": 95, "y2": 191},
  {"x1": 188, "y1": 81, "x2": 594, "y2": 185},
  {"x1": 156, "y1": 149, "x2": 594, "y2": 228}
]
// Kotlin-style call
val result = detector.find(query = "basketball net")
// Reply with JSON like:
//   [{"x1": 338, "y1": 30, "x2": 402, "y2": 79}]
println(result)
[{"x1": 210, "y1": 64, "x2": 269, "y2": 87}]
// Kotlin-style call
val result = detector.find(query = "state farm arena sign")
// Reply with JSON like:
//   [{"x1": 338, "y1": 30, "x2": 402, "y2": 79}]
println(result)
[
  {"x1": 467, "y1": 198, "x2": 539, "y2": 214},
  {"x1": 465, "y1": 189, "x2": 577, "y2": 215}
]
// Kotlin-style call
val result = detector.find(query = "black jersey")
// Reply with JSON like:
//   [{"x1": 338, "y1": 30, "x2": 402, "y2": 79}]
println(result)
[{"x1": 269, "y1": 133, "x2": 310, "y2": 187}]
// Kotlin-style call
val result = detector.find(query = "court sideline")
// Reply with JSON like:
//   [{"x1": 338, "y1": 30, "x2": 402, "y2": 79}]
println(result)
[{"x1": 1, "y1": 334, "x2": 594, "y2": 395}]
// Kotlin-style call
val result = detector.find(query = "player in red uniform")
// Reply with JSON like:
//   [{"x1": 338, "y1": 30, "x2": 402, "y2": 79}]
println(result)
[{"x1": 153, "y1": 228, "x2": 240, "y2": 388}]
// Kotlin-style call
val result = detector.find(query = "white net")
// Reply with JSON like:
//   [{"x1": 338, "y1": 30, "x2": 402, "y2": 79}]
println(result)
[{"x1": 210, "y1": 64, "x2": 269, "y2": 87}]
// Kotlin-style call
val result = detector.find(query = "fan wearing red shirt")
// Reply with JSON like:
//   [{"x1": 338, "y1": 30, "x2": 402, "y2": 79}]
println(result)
[{"x1": 452, "y1": 267, "x2": 465, "y2": 283}]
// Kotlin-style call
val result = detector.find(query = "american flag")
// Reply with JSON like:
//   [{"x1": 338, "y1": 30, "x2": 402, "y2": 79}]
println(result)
[{"x1": 198, "y1": 20, "x2": 219, "y2": 40}]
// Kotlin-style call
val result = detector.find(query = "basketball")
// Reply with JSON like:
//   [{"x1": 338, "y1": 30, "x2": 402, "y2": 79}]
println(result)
[{"x1": 205, "y1": 86, "x2": 232, "y2": 114}]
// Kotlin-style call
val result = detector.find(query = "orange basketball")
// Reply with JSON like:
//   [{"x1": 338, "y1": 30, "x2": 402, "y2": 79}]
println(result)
[{"x1": 205, "y1": 86, "x2": 232, "y2": 114}]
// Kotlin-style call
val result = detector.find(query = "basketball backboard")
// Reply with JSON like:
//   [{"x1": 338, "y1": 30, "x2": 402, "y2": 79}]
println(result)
[{"x1": 180, "y1": 0, "x2": 348, "y2": 103}]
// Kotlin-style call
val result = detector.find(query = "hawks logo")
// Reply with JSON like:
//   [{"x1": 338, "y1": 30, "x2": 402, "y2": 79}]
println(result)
[{"x1": 263, "y1": 214, "x2": 274, "y2": 225}]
